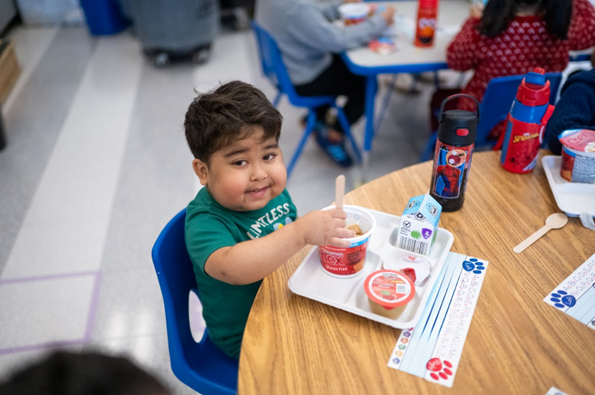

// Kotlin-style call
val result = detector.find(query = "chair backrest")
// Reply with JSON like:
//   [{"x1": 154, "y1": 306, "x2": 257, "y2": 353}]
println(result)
[
  {"x1": 477, "y1": 72, "x2": 562, "y2": 146},
  {"x1": 151, "y1": 209, "x2": 238, "y2": 395},
  {"x1": 251, "y1": 22, "x2": 301, "y2": 99}
]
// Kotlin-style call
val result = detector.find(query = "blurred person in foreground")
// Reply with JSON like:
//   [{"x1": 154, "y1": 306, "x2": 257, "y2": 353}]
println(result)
[{"x1": 0, "y1": 350, "x2": 172, "y2": 395}]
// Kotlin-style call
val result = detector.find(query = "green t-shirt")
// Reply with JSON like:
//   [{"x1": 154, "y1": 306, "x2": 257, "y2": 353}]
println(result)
[{"x1": 185, "y1": 187, "x2": 297, "y2": 359}]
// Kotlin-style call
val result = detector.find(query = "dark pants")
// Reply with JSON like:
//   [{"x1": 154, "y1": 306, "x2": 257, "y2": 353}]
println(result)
[{"x1": 295, "y1": 54, "x2": 366, "y2": 134}]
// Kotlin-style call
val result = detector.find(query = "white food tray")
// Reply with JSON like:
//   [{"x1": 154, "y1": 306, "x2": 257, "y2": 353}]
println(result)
[
  {"x1": 288, "y1": 208, "x2": 454, "y2": 329},
  {"x1": 542, "y1": 156, "x2": 595, "y2": 217}
]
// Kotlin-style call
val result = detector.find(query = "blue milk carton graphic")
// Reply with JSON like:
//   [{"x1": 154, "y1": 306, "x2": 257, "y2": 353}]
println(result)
[{"x1": 396, "y1": 194, "x2": 442, "y2": 256}]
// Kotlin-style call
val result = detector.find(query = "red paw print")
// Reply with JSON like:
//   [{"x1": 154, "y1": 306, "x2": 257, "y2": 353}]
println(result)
[{"x1": 426, "y1": 358, "x2": 453, "y2": 381}]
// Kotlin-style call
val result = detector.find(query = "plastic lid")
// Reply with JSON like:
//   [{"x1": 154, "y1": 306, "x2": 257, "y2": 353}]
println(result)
[
  {"x1": 364, "y1": 270, "x2": 415, "y2": 309},
  {"x1": 517, "y1": 67, "x2": 550, "y2": 106},
  {"x1": 559, "y1": 129, "x2": 595, "y2": 153}
]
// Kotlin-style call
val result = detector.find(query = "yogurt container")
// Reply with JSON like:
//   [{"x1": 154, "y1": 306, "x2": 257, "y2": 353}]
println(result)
[
  {"x1": 319, "y1": 205, "x2": 376, "y2": 278},
  {"x1": 338, "y1": 3, "x2": 371, "y2": 26},
  {"x1": 560, "y1": 129, "x2": 595, "y2": 184},
  {"x1": 364, "y1": 270, "x2": 415, "y2": 319}
]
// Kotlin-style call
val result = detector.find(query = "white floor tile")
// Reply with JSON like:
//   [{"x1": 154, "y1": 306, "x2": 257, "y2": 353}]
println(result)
[
  {"x1": 1, "y1": 220, "x2": 108, "y2": 279},
  {"x1": 3, "y1": 27, "x2": 59, "y2": 114},
  {"x1": 2, "y1": 33, "x2": 143, "y2": 278},
  {"x1": 0, "y1": 274, "x2": 98, "y2": 353}
]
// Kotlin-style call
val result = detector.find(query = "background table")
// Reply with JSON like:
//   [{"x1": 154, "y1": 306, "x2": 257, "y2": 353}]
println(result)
[
  {"x1": 342, "y1": 0, "x2": 469, "y2": 179},
  {"x1": 239, "y1": 151, "x2": 595, "y2": 395}
]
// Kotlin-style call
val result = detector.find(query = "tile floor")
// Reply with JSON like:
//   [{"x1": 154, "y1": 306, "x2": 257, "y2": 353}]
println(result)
[{"x1": 0, "y1": 22, "x2": 589, "y2": 394}]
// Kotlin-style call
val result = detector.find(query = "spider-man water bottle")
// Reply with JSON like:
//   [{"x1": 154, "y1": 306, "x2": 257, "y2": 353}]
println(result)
[
  {"x1": 498, "y1": 68, "x2": 555, "y2": 173},
  {"x1": 429, "y1": 94, "x2": 480, "y2": 212}
]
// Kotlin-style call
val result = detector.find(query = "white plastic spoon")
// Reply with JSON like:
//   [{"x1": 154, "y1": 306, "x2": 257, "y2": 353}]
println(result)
[
  {"x1": 513, "y1": 213, "x2": 568, "y2": 254},
  {"x1": 335, "y1": 175, "x2": 345, "y2": 210}
]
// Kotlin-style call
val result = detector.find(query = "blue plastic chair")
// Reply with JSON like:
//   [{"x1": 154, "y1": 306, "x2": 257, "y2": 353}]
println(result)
[
  {"x1": 420, "y1": 72, "x2": 562, "y2": 161},
  {"x1": 151, "y1": 209, "x2": 238, "y2": 395},
  {"x1": 251, "y1": 22, "x2": 362, "y2": 176}
]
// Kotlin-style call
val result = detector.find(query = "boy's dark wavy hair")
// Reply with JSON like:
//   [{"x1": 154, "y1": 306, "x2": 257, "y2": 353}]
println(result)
[
  {"x1": 185, "y1": 81, "x2": 283, "y2": 164},
  {"x1": 478, "y1": 0, "x2": 572, "y2": 40}
]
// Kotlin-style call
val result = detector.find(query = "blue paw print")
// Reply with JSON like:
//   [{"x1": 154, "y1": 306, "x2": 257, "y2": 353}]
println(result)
[
  {"x1": 550, "y1": 290, "x2": 576, "y2": 309},
  {"x1": 462, "y1": 258, "x2": 486, "y2": 274}
]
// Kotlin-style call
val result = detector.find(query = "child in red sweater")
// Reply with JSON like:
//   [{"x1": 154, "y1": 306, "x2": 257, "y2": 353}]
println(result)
[{"x1": 446, "y1": 0, "x2": 595, "y2": 115}]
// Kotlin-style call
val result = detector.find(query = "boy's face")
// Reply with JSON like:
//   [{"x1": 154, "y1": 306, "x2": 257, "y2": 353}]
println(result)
[{"x1": 192, "y1": 128, "x2": 287, "y2": 212}]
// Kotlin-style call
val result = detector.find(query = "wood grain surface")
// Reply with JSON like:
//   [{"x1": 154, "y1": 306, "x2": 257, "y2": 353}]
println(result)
[{"x1": 238, "y1": 151, "x2": 595, "y2": 395}]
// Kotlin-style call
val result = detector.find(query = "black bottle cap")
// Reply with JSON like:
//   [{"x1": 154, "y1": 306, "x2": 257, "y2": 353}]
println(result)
[
  {"x1": 438, "y1": 110, "x2": 478, "y2": 146},
  {"x1": 438, "y1": 94, "x2": 480, "y2": 146}
]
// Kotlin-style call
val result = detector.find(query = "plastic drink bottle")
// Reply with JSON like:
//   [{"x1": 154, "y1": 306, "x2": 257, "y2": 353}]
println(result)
[
  {"x1": 498, "y1": 68, "x2": 555, "y2": 173},
  {"x1": 414, "y1": 0, "x2": 439, "y2": 47},
  {"x1": 429, "y1": 94, "x2": 480, "y2": 212}
]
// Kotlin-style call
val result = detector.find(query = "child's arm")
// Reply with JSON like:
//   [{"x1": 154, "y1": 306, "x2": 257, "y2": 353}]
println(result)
[
  {"x1": 568, "y1": 0, "x2": 595, "y2": 50},
  {"x1": 446, "y1": 18, "x2": 481, "y2": 72},
  {"x1": 205, "y1": 208, "x2": 355, "y2": 285},
  {"x1": 287, "y1": 3, "x2": 394, "y2": 53},
  {"x1": 545, "y1": 70, "x2": 595, "y2": 155}
]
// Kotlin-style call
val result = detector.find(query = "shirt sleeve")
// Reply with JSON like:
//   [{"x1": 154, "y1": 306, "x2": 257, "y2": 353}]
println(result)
[
  {"x1": 185, "y1": 213, "x2": 237, "y2": 276},
  {"x1": 545, "y1": 71, "x2": 595, "y2": 155},
  {"x1": 288, "y1": 3, "x2": 387, "y2": 53},
  {"x1": 446, "y1": 17, "x2": 481, "y2": 71},
  {"x1": 568, "y1": 0, "x2": 595, "y2": 50},
  {"x1": 319, "y1": 1, "x2": 340, "y2": 21}
]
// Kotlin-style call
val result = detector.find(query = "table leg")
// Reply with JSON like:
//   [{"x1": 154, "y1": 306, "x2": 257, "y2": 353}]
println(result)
[
  {"x1": 361, "y1": 75, "x2": 378, "y2": 184},
  {"x1": 0, "y1": 105, "x2": 6, "y2": 150}
]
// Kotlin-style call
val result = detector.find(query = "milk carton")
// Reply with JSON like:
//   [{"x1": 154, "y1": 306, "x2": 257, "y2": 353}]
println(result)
[{"x1": 396, "y1": 194, "x2": 442, "y2": 256}]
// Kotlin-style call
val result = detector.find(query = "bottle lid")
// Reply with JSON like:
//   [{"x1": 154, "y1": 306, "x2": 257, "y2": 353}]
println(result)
[
  {"x1": 438, "y1": 110, "x2": 478, "y2": 145},
  {"x1": 517, "y1": 67, "x2": 550, "y2": 106},
  {"x1": 437, "y1": 94, "x2": 480, "y2": 146}
]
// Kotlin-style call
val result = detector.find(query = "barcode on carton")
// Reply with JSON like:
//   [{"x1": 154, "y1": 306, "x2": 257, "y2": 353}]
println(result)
[{"x1": 399, "y1": 238, "x2": 428, "y2": 255}]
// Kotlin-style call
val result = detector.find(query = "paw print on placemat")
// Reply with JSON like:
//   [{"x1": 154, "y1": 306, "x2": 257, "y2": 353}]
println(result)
[
  {"x1": 549, "y1": 290, "x2": 576, "y2": 309},
  {"x1": 462, "y1": 258, "x2": 485, "y2": 274},
  {"x1": 426, "y1": 358, "x2": 453, "y2": 381}
]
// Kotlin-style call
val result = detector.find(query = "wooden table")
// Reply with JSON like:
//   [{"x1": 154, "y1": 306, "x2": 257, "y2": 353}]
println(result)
[{"x1": 238, "y1": 151, "x2": 595, "y2": 395}]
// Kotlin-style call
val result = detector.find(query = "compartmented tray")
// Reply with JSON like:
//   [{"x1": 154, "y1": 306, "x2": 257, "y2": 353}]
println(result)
[
  {"x1": 542, "y1": 155, "x2": 595, "y2": 217},
  {"x1": 288, "y1": 208, "x2": 454, "y2": 329}
]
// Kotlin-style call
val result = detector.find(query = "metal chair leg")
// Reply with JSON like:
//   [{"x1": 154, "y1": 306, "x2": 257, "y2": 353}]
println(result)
[
  {"x1": 336, "y1": 106, "x2": 362, "y2": 163},
  {"x1": 286, "y1": 110, "x2": 317, "y2": 177},
  {"x1": 375, "y1": 74, "x2": 397, "y2": 132}
]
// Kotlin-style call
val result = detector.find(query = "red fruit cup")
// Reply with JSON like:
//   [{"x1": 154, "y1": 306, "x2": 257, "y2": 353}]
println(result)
[
  {"x1": 319, "y1": 205, "x2": 376, "y2": 278},
  {"x1": 364, "y1": 270, "x2": 415, "y2": 319}
]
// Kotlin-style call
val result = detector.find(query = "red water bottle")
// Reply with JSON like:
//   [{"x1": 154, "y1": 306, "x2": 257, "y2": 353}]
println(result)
[
  {"x1": 497, "y1": 68, "x2": 555, "y2": 173},
  {"x1": 414, "y1": 0, "x2": 439, "y2": 47}
]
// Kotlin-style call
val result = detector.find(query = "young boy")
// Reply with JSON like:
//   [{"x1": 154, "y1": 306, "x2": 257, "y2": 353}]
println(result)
[{"x1": 184, "y1": 81, "x2": 354, "y2": 359}]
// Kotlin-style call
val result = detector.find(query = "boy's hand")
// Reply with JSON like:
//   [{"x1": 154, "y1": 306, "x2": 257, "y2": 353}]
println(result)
[
  {"x1": 297, "y1": 209, "x2": 355, "y2": 248},
  {"x1": 381, "y1": 6, "x2": 396, "y2": 26}
]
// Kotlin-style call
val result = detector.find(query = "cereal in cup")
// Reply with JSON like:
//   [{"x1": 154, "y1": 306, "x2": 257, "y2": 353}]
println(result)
[
  {"x1": 338, "y1": 3, "x2": 371, "y2": 26},
  {"x1": 364, "y1": 270, "x2": 415, "y2": 319},
  {"x1": 319, "y1": 205, "x2": 376, "y2": 278}
]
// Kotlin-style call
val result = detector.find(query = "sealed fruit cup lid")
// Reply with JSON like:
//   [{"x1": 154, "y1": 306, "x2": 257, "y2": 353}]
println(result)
[
  {"x1": 364, "y1": 270, "x2": 415, "y2": 309},
  {"x1": 559, "y1": 129, "x2": 595, "y2": 153}
]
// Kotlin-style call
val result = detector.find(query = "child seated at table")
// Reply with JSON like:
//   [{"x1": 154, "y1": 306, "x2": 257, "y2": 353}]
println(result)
[
  {"x1": 439, "y1": 0, "x2": 595, "y2": 138},
  {"x1": 255, "y1": 0, "x2": 395, "y2": 167},
  {"x1": 545, "y1": 67, "x2": 595, "y2": 154},
  {"x1": 184, "y1": 81, "x2": 355, "y2": 359}
]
